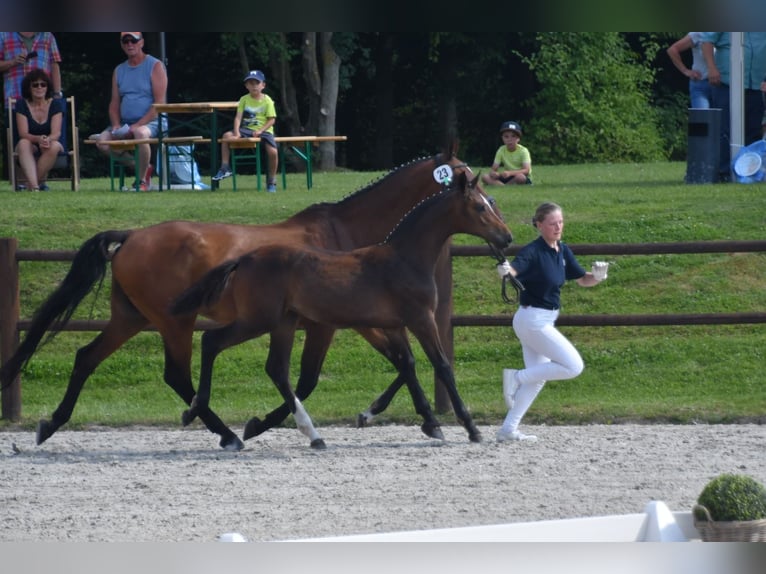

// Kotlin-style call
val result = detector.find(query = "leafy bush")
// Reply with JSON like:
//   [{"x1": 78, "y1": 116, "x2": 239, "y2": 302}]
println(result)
[
  {"x1": 519, "y1": 32, "x2": 666, "y2": 164},
  {"x1": 695, "y1": 474, "x2": 766, "y2": 522}
]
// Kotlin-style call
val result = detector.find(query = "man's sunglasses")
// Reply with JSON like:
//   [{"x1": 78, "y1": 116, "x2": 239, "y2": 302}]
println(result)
[{"x1": 121, "y1": 37, "x2": 141, "y2": 45}]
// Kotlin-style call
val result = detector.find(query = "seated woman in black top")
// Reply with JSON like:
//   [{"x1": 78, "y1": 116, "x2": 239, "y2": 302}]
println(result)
[{"x1": 14, "y1": 69, "x2": 65, "y2": 191}]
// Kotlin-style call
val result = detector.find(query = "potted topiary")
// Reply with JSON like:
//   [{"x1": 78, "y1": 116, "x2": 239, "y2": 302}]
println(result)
[{"x1": 693, "y1": 473, "x2": 766, "y2": 541}]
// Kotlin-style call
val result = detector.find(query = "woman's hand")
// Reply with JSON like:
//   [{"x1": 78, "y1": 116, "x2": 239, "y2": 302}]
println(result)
[{"x1": 496, "y1": 260, "x2": 512, "y2": 278}]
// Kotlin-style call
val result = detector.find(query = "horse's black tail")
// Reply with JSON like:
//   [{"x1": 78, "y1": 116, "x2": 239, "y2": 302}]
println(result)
[
  {"x1": 0, "y1": 230, "x2": 131, "y2": 389},
  {"x1": 170, "y1": 259, "x2": 241, "y2": 316}
]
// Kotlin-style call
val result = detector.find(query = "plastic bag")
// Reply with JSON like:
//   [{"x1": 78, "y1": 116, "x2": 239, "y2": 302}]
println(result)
[
  {"x1": 157, "y1": 145, "x2": 210, "y2": 189},
  {"x1": 731, "y1": 139, "x2": 766, "y2": 184}
]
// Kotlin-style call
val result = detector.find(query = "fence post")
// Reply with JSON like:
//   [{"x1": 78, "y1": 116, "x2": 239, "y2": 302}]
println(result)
[
  {"x1": 434, "y1": 240, "x2": 454, "y2": 414},
  {"x1": 0, "y1": 237, "x2": 21, "y2": 420}
]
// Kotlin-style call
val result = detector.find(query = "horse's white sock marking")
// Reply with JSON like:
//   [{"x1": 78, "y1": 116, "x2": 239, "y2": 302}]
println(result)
[{"x1": 293, "y1": 398, "x2": 322, "y2": 443}]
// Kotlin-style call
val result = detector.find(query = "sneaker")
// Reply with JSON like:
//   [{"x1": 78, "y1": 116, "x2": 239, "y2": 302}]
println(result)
[
  {"x1": 496, "y1": 428, "x2": 538, "y2": 443},
  {"x1": 502, "y1": 369, "x2": 520, "y2": 409},
  {"x1": 39, "y1": 183, "x2": 50, "y2": 191},
  {"x1": 139, "y1": 181, "x2": 150, "y2": 192},
  {"x1": 15, "y1": 184, "x2": 26, "y2": 191},
  {"x1": 212, "y1": 167, "x2": 232, "y2": 181},
  {"x1": 266, "y1": 182, "x2": 277, "y2": 193}
]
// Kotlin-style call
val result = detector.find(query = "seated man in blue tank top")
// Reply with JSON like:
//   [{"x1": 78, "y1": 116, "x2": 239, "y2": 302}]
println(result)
[{"x1": 96, "y1": 32, "x2": 167, "y2": 191}]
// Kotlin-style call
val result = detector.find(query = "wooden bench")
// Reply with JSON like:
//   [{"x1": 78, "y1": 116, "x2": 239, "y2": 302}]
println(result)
[
  {"x1": 218, "y1": 135, "x2": 348, "y2": 191},
  {"x1": 85, "y1": 136, "x2": 210, "y2": 191}
]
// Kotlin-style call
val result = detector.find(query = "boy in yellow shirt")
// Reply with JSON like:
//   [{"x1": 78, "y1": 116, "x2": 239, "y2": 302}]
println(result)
[
  {"x1": 213, "y1": 70, "x2": 278, "y2": 192},
  {"x1": 482, "y1": 121, "x2": 532, "y2": 186}
]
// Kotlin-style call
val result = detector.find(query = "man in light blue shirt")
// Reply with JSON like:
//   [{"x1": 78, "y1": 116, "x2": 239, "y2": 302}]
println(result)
[{"x1": 701, "y1": 32, "x2": 766, "y2": 181}]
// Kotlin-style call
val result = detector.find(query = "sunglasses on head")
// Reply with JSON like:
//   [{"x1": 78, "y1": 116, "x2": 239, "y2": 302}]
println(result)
[
  {"x1": 121, "y1": 36, "x2": 140, "y2": 45},
  {"x1": 31, "y1": 81, "x2": 48, "y2": 88}
]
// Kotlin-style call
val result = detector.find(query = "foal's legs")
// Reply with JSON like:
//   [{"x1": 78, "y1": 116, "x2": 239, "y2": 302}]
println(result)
[
  {"x1": 355, "y1": 327, "x2": 444, "y2": 440},
  {"x1": 189, "y1": 316, "x2": 325, "y2": 449},
  {"x1": 261, "y1": 317, "x2": 325, "y2": 449},
  {"x1": 242, "y1": 321, "x2": 336, "y2": 439},
  {"x1": 409, "y1": 319, "x2": 482, "y2": 443},
  {"x1": 241, "y1": 324, "x2": 444, "y2": 441},
  {"x1": 158, "y1": 319, "x2": 243, "y2": 451}
]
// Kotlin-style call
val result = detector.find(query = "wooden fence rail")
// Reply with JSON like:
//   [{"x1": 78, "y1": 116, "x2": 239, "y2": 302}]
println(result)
[
  {"x1": 2, "y1": 237, "x2": 766, "y2": 419},
  {"x1": 448, "y1": 240, "x2": 766, "y2": 327}
]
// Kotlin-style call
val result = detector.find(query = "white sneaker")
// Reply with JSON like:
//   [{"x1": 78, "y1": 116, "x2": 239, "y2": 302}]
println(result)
[
  {"x1": 496, "y1": 428, "x2": 538, "y2": 443},
  {"x1": 502, "y1": 369, "x2": 520, "y2": 409}
]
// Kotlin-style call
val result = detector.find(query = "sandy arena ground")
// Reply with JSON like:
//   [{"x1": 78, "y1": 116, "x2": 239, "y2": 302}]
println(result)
[{"x1": 2, "y1": 423, "x2": 765, "y2": 542}]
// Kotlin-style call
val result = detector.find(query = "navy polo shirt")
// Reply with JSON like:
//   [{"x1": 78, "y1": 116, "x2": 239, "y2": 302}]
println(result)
[{"x1": 511, "y1": 236, "x2": 585, "y2": 310}]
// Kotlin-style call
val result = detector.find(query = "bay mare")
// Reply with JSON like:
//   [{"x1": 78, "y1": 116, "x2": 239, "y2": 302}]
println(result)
[
  {"x1": 171, "y1": 172, "x2": 512, "y2": 447},
  {"x1": 0, "y1": 141, "x2": 481, "y2": 451}
]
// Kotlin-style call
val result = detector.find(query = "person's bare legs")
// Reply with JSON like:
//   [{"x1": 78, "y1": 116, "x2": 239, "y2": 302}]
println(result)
[
  {"x1": 35, "y1": 141, "x2": 64, "y2": 186},
  {"x1": 96, "y1": 126, "x2": 152, "y2": 182},
  {"x1": 266, "y1": 144, "x2": 278, "y2": 183},
  {"x1": 15, "y1": 140, "x2": 41, "y2": 188},
  {"x1": 96, "y1": 128, "x2": 134, "y2": 169},
  {"x1": 130, "y1": 124, "x2": 153, "y2": 182},
  {"x1": 220, "y1": 130, "x2": 235, "y2": 167}
]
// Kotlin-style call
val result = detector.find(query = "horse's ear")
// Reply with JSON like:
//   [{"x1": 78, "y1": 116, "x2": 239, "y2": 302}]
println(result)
[
  {"x1": 442, "y1": 137, "x2": 459, "y2": 160},
  {"x1": 469, "y1": 172, "x2": 481, "y2": 190},
  {"x1": 449, "y1": 137, "x2": 459, "y2": 159},
  {"x1": 452, "y1": 169, "x2": 468, "y2": 190}
]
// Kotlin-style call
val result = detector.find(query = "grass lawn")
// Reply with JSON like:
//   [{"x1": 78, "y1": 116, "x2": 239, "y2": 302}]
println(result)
[{"x1": 1, "y1": 160, "x2": 765, "y2": 431}]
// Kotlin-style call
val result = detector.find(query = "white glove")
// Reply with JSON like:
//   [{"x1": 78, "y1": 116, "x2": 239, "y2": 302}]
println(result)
[
  {"x1": 496, "y1": 260, "x2": 512, "y2": 278},
  {"x1": 591, "y1": 261, "x2": 609, "y2": 282}
]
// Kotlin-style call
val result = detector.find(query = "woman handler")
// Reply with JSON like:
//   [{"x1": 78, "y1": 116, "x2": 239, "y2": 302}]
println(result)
[{"x1": 495, "y1": 202, "x2": 609, "y2": 442}]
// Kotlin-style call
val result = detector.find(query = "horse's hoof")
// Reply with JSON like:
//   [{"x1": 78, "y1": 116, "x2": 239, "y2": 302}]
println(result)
[
  {"x1": 469, "y1": 430, "x2": 483, "y2": 443},
  {"x1": 356, "y1": 413, "x2": 369, "y2": 428},
  {"x1": 36, "y1": 419, "x2": 55, "y2": 445},
  {"x1": 242, "y1": 416, "x2": 263, "y2": 441},
  {"x1": 310, "y1": 438, "x2": 327, "y2": 450},
  {"x1": 181, "y1": 408, "x2": 196, "y2": 427},
  {"x1": 220, "y1": 435, "x2": 244, "y2": 451},
  {"x1": 421, "y1": 422, "x2": 445, "y2": 441}
]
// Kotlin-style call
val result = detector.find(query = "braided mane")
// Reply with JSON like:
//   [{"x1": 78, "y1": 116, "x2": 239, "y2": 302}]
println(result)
[{"x1": 335, "y1": 153, "x2": 443, "y2": 205}]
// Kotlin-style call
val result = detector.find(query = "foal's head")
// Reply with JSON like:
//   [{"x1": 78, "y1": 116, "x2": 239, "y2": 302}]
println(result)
[{"x1": 448, "y1": 171, "x2": 513, "y2": 250}]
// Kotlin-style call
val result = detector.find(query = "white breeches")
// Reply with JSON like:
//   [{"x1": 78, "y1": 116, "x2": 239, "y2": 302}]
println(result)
[{"x1": 502, "y1": 306, "x2": 584, "y2": 432}]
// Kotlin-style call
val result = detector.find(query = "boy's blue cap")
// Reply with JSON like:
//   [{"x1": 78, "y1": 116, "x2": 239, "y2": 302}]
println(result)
[
  {"x1": 243, "y1": 70, "x2": 266, "y2": 83},
  {"x1": 500, "y1": 121, "x2": 522, "y2": 135}
]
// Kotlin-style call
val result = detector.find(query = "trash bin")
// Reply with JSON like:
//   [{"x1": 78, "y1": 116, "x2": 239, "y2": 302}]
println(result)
[{"x1": 686, "y1": 108, "x2": 721, "y2": 184}]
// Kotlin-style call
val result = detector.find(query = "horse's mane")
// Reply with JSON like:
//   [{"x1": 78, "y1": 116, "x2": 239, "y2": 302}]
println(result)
[
  {"x1": 380, "y1": 175, "x2": 464, "y2": 245},
  {"x1": 285, "y1": 153, "x2": 445, "y2": 220},
  {"x1": 285, "y1": 141, "x2": 458, "y2": 222},
  {"x1": 335, "y1": 153, "x2": 444, "y2": 206}
]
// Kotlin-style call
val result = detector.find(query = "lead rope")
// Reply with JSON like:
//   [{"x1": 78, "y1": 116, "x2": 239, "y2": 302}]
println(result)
[{"x1": 487, "y1": 243, "x2": 525, "y2": 304}]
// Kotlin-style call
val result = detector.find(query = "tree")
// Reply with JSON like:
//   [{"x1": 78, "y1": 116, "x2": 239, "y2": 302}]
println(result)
[
  {"x1": 301, "y1": 33, "x2": 342, "y2": 169},
  {"x1": 49, "y1": 33, "x2": 690, "y2": 176},
  {"x1": 518, "y1": 32, "x2": 666, "y2": 164}
]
